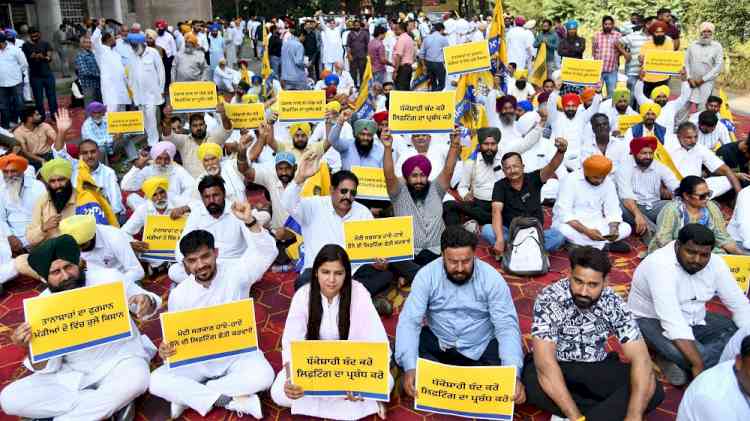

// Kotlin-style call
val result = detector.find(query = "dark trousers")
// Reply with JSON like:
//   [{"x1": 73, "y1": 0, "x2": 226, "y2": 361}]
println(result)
[
  {"x1": 395, "y1": 64, "x2": 413, "y2": 91},
  {"x1": 164, "y1": 56, "x2": 174, "y2": 90},
  {"x1": 443, "y1": 199, "x2": 493, "y2": 226},
  {"x1": 419, "y1": 326, "x2": 501, "y2": 366},
  {"x1": 30, "y1": 75, "x2": 58, "y2": 117},
  {"x1": 522, "y1": 353, "x2": 664, "y2": 421},
  {"x1": 425, "y1": 60, "x2": 446, "y2": 91},
  {"x1": 296, "y1": 264, "x2": 394, "y2": 297},
  {"x1": 388, "y1": 249, "x2": 440, "y2": 286},
  {"x1": 0, "y1": 83, "x2": 24, "y2": 128},
  {"x1": 350, "y1": 56, "x2": 367, "y2": 88},
  {"x1": 307, "y1": 52, "x2": 320, "y2": 81}
]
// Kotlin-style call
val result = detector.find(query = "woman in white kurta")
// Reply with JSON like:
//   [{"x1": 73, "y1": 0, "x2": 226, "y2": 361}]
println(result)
[{"x1": 271, "y1": 244, "x2": 391, "y2": 420}]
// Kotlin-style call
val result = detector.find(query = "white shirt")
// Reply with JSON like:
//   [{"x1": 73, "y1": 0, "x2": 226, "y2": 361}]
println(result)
[
  {"x1": 720, "y1": 326, "x2": 750, "y2": 363},
  {"x1": 194, "y1": 158, "x2": 246, "y2": 204},
  {"x1": 124, "y1": 46, "x2": 165, "y2": 105},
  {"x1": 547, "y1": 91, "x2": 603, "y2": 169},
  {"x1": 629, "y1": 241, "x2": 750, "y2": 340},
  {"x1": 251, "y1": 164, "x2": 289, "y2": 229},
  {"x1": 333, "y1": 70, "x2": 355, "y2": 96},
  {"x1": 320, "y1": 21, "x2": 344, "y2": 64},
  {"x1": 92, "y1": 28, "x2": 130, "y2": 106},
  {"x1": 597, "y1": 98, "x2": 638, "y2": 133},
  {"x1": 665, "y1": 138, "x2": 725, "y2": 178},
  {"x1": 83, "y1": 225, "x2": 144, "y2": 284},
  {"x1": 615, "y1": 157, "x2": 680, "y2": 208},
  {"x1": 282, "y1": 182, "x2": 373, "y2": 272},
  {"x1": 175, "y1": 200, "x2": 249, "y2": 265},
  {"x1": 507, "y1": 79, "x2": 535, "y2": 102},
  {"x1": 0, "y1": 43, "x2": 28, "y2": 87},
  {"x1": 155, "y1": 31, "x2": 177, "y2": 58},
  {"x1": 677, "y1": 361, "x2": 750, "y2": 421},
  {"x1": 394, "y1": 142, "x2": 450, "y2": 181},
  {"x1": 697, "y1": 124, "x2": 732, "y2": 150},
  {"x1": 552, "y1": 171, "x2": 623, "y2": 227},
  {"x1": 0, "y1": 174, "x2": 45, "y2": 246},
  {"x1": 121, "y1": 197, "x2": 182, "y2": 237},
  {"x1": 634, "y1": 80, "x2": 691, "y2": 132},
  {"x1": 580, "y1": 136, "x2": 630, "y2": 174},
  {"x1": 728, "y1": 186, "x2": 750, "y2": 250},
  {"x1": 505, "y1": 26, "x2": 534, "y2": 71},
  {"x1": 121, "y1": 163, "x2": 195, "y2": 206}
]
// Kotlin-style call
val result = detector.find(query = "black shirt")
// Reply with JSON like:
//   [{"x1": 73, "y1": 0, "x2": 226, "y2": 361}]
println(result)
[
  {"x1": 716, "y1": 141, "x2": 748, "y2": 174},
  {"x1": 22, "y1": 40, "x2": 53, "y2": 78},
  {"x1": 268, "y1": 34, "x2": 282, "y2": 57},
  {"x1": 491, "y1": 170, "x2": 544, "y2": 227}
]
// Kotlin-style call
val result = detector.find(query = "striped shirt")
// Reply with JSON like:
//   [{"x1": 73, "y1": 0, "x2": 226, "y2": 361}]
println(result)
[
  {"x1": 619, "y1": 31, "x2": 649, "y2": 76},
  {"x1": 390, "y1": 180, "x2": 446, "y2": 255},
  {"x1": 615, "y1": 156, "x2": 680, "y2": 208}
]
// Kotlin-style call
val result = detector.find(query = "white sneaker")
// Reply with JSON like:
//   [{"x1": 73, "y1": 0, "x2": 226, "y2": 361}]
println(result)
[
  {"x1": 550, "y1": 416, "x2": 569, "y2": 421},
  {"x1": 170, "y1": 402, "x2": 187, "y2": 419},
  {"x1": 225, "y1": 394, "x2": 262, "y2": 419}
]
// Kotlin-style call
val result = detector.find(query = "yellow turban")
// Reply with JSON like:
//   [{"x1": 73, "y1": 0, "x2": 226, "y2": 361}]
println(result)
[
  {"x1": 242, "y1": 93, "x2": 259, "y2": 103},
  {"x1": 582, "y1": 155, "x2": 613, "y2": 178},
  {"x1": 650, "y1": 85, "x2": 670, "y2": 100},
  {"x1": 325, "y1": 101, "x2": 341, "y2": 112},
  {"x1": 142, "y1": 176, "x2": 169, "y2": 200},
  {"x1": 288, "y1": 122, "x2": 311, "y2": 138},
  {"x1": 640, "y1": 101, "x2": 662, "y2": 118},
  {"x1": 59, "y1": 214, "x2": 97, "y2": 245},
  {"x1": 40, "y1": 158, "x2": 73, "y2": 182},
  {"x1": 513, "y1": 69, "x2": 528, "y2": 79},
  {"x1": 197, "y1": 142, "x2": 223, "y2": 161},
  {"x1": 184, "y1": 32, "x2": 198, "y2": 46}
]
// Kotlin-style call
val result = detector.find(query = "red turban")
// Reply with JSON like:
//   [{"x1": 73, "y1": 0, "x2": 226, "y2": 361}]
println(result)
[
  {"x1": 402, "y1": 155, "x2": 432, "y2": 178},
  {"x1": 630, "y1": 136, "x2": 658, "y2": 155},
  {"x1": 562, "y1": 93, "x2": 581, "y2": 107},
  {"x1": 537, "y1": 91, "x2": 551, "y2": 104},
  {"x1": 0, "y1": 153, "x2": 28, "y2": 172},
  {"x1": 650, "y1": 20, "x2": 668, "y2": 34},
  {"x1": 373, "y1": 111, "x2": 388, "y2": 123}
]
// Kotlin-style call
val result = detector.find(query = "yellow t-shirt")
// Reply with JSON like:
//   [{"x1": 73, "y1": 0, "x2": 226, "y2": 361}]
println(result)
[{"x1": 641, "y1": 38, "x2": 675, "y2": 83}]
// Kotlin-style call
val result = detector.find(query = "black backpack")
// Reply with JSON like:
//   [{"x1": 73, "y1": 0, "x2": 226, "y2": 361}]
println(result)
[{"x1": 502, "y1": 217, "x2": 549, "y2": 276}]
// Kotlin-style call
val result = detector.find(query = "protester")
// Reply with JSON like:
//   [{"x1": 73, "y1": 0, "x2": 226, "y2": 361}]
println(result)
[
  {"x1": 0, "y1": 33, "x2": 28, "y2": 129},
  {"x1": 73, "y1": 34, "x2": 101, "y2": 106},
  {"x1": 0, "y1": 154, "x2": 44, "y2": 254},
  {"x1": 22, "y1": 27, "x2": 58, "y2": 120}
]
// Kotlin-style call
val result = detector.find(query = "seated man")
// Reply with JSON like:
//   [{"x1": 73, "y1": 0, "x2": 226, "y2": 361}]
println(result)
[
  {"x1": 629, "y1": 224, "x2": 750, "y2": 385},
  {"x1": 27, "y1": 158, "x2": 77, "y2": 247},
  {"x1": 616, "y1": 136, "x2": 680, "y2": 245},
  {"x1": 716, "y1": 132, "x2": 750, "y2": 188},
  {"x1": 195, "y1": 141, "x2": 247, "y2": 204},
  {"x1": 624, "y1": 102, "x2": 667, "y2": 144},
  {"x1": 121, "y1": 141, "x2": 195, "y2": 211},
  {"x1": 482, "y1": 139, "x2": 567, "y2": 255},
  {"x1": 633, "y1": 73, "x2": 690, "y2": 133},
  {"x1": 150, "y1": 208, "x2": 276, "y2": 419},
  {"x1": 523, "y1": 246, "x2": 664, "y2": 421},
  {"x1": 80, "y1": 101, "x2": 137, "y2": 161},
  {"x1": 122, "y1": 176, "x2": 191, "y2": 239},
  {"x1": 695, "y1": 110, "x2": 732, "y2": 150},
  {"x1": 728, "y1": 185, "x2": 750, "y2": 253},
  {"x1": 552, "y1": 155, "x2": 632, "y2": 252},
  {"x1": 0, "y1": 154, "x2": 45, "y2": 255},
  {"x1": 328, "y1": 111, "x2": 384, "y2": 170},
  {"x1": 0, "y1": 235, "x2": 160, "y2": 420},
  {"x1": 262, "y1": 121, "x2": 327, "y2": 164},
  {"x1": 395, "y1": 226, "x2": 525, "y2": 404},
  {"x1": 677, "y1": 335, "x2": 750, "y2": 420},
  {"x1": 59, "y1": 214, "x2": 144, "y2": 285}
]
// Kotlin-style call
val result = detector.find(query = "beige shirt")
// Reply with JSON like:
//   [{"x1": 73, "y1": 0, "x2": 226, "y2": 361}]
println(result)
[
  {"x1": 163, "y1": 122, "x2": 230, "y2": 178},
  {"x1": 27, "y1": 190, "x2": 77, "y2": 247},
  {"x1": 15, "y1": 122, "x2": 56, "y2": 155}
]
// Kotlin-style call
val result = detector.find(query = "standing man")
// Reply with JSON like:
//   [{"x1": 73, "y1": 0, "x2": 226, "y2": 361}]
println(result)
[
  {"x1": 91, "y1": 20, "x2": 130, "y2": 112},
  {"x1": 0, "y1": 32, "x2": 28, "y2": 129},
  {"x1": 302, "y1": 19, "x2": 321, "y2": 81},
  {"x1": 685, "y1": 22, "x2": 723, "y2": 112},
  {"x1": 22, "y1": 27, "x2": 57, "y2": 120},
  {"x1": 52, "y1": 24, "x2": 69, "y2": 78},
  {"x1": 73, "y1": 35, "x2": 101, "y2": 106},
  {"x1": 592, "y1": 16, "x2": 621, "y2": 99},
  {"x1": 418, "y1": 23, "x2": 449, "y2": 92},
  {"x1": 280, "y1": 29, "x2": 307, "y2": 91},
  {"x1": 656, "y1": 7, "x2": 681, "y2": 50},
  {"x1": 318, "y1": 13, "x2": 344, "y2": 71},
  {"x1": 368, "y1": 26, "x2": 390, "y2": 84},
  {"x1": 392, "y1": 22, "x2": 415, "y2": 91},
  {"x1": 618, "y1": 18, "x2": 649, "y2": 102},
  {"x1": 558, "y1": 20, "x2": 585, "y2": 60},
  {"x1": 155, "y1": 20, "x2": 177, "y2": 89},
  {"x1": 124, "y1": 33, "x2": 165, "y2": 146},
  {"x1": 533, "y1": 19, "x2": 559, "y2": 73},
  {"x1": 346, "y1": 19, "x2": 369, "y2": 88}
]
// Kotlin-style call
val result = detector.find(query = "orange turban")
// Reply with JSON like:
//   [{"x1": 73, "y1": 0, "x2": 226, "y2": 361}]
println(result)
[
  {"x1": 184, "y1": 32, "x2": 198, "y2": 46},
  {"x1": 580, "y1": 88, "x2": 596, "y2": 103},
  {"x1": 0, "y1": 153, "x2": 28, "y2": 172},
  {"x1": 582, "y1": 155, "x2": 612, "y2": 178}
]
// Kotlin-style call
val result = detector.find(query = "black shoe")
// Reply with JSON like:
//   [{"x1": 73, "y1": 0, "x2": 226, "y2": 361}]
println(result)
[{"x1": 606, "y1": 240, "x2": 631, "y2": 253}]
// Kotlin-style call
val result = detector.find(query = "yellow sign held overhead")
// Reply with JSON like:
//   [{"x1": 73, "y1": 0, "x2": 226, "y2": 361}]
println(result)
[
  {"x1": 443, "y1": 40, "x2": 491, "y2": 76},
  {"x1": 643, "y1": 51, "x2": 685, "y2": 76},
  {"x1": 722, "y1": 255, "x2": 750, "y2": 295},
  {"x1": 561, "y1": 58, "x2": 603, "y2": 86},
  {"x1": 106, "y1": 111, "x2": 145, "y2": 134},
  {"x1": 290, "y1": 340, "x2": 391, "y2": 401},
  {"x1": 224, "y1": 103, "x2": 266, "y2": 129},
  {"x1": 160, "y1": 299, "x2": 259, "y2": 368},
  {"x1": 415, "y1": 358, "x2": 516, "y2": 420},
  {"x1": 277, "y1": 90, "x2": 326, "y2": 123},
  {"x1": 141, "y1": 215, "x2": 186, "y2": 262},
  {"x1": 169, "y1": 81, "x2": 218, "y2": 113},
  {"x1": 344, "y1": 216, "x2": 414, "y2": 264},
  {"x1": 351, "y1": 166, "x2": 388, "y2": 200},
  {"x1": 389, "y1": 91, "x2": 455, "y2": 135},
  {"x1": 24, "y1": 281, "x2": 133, "y2": 363}
]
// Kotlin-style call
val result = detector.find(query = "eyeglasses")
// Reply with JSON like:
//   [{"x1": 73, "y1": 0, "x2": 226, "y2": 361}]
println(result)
[
  {"x1": 338, "y1": 188, "x2": 357, "y2": 197},
  {"x1": 691, "y1": 191, "x2": 712, "y2": 200}
]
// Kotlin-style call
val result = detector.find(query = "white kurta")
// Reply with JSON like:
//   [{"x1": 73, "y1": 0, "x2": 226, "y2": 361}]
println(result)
[
  {"x1": 121, "y1": 163, "x2": 195, "y2": 210},
  {"x1": 92, "y1": 28, "x2": 130, "y2": 108},
  {"x1": 320, "y1": 23, "x2": 344, "y2": 65},
  {"x1": 83, "y1": 225, "x2": 145, "y2": 285},
  {"x1": 677, "y1": 361, "x2": 750, "y2": 420},
  {"x1": 124, "y1": 46, "x2": 165, "y2": 106}
]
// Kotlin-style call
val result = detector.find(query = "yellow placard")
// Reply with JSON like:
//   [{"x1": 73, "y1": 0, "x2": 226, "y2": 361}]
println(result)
[
  {"x1": 23, "y1": 281, "x2": 133, "y2": 363},
  {"x1": 389, "y1": 91, "x2": 455, "y2": 135},
  {"x1": 618, "y1": 115, "x2": 643, "y2": 134},
  {"x1": 722, "y1": 255, "x2": 750, "y2": 295},
  {"x1": 169, "y1": 81, "x2": 218, "y2": 112},
  {"x1": 224, "y1": 103, "x2": 266, "y2": 129},
  {"x1": 443, "y1": 40, "x2": 491, "y2": 76},
  {"x1": 344, "y1": 216, "x2": 414, "y2": 264},
  {"x1": 277, "y1": 90, "x2": 326, "y2": 123},
  {"x1": 351, "y1": 166, "x2": 388, "y2": 200},
  {"x1": 643, "y1": 51, "x2": 685, "y2": 76},
  {"x1": 160, "y1": 298, "x2": 259, "y2": 368},
  {"x1": 106, "y1": 111, "x2": 144, "y2": 134},
  {"x1": 560, "y1": 58, "x2": 603, "y2": 86},
  {"x1": 290, "y1": 340, "x2": 390, "y2": 401},
  {"x1": 415, "y1": 358, "x2": 516, "y2": 420},
  {"x1": 141, "y1": 215, "x2": 187, "y2": 262}
]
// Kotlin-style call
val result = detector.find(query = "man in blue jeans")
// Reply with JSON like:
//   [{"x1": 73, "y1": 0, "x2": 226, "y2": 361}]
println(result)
[
  {"x1": 21, "y1": 27, "x2": 57, "y2": 120},
  {"x1": 0, "y1": 32, "x2": 27, "y2": 128},
  {"x1": 629, "y1": 224, "x2": 750, "y2": 386},
  {"x1": 481, "y1": 137, "x2": 568, "y2": 256}
]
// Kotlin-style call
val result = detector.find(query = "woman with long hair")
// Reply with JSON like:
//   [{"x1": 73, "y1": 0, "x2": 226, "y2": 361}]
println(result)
[{"x1": 270, "y1": 244, "x2": 391, "y2": 419}]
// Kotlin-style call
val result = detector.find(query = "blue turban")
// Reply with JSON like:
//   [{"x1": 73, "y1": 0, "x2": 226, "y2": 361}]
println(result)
[
  {"x1": 209, "y1": 23, "x2": 220, "y2": 32},
  {"x1": 5, "y1": 29, "x2": 17, "y2": 38},
  {"x1": 324, "y1": 74, "x2": 340, "y2": 86},
  {"x1": 518, "y1": 100, "x2": 533, "y2": 112},
  {"x1": 126, "y1": 33, "x2": 146, "y2": 44},
  {"x1": 251, "y1": 75, "x2": 262, "y2": 85},
  {"x1": 565, "y1": 20, "x2": 578, "y2": 30}
]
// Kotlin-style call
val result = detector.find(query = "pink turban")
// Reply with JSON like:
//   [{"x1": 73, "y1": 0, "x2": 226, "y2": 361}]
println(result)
[
  {"x1": 150, "y1": 141, "x2": 177, "y2": 160},
  {"x1": 402, "y1": 155, "x2": 432, "y2": 178}
]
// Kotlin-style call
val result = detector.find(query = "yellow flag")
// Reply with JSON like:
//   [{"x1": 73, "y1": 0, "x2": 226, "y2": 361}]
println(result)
[
  {"x1": 353, "y1": 57, "x2": 372, "y2": 112},
  {"x1": 75, "y1": 160, "x2": 120, "y2": 227},
  {"x1": 718, "y1": 88, "x2": 737, "y2": 141},
  {"x1": 261, "y1": 24, "x2": 272, "y2": 80},
  {"x1": 530, "y1": 43, "x2": 547, "y2": 87},
  {"x1": 654, "y1": 143, "x2": 683, "y2": 180}
]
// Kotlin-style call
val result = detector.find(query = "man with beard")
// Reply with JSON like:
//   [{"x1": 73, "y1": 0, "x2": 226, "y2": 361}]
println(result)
[
  {"x1": 169, "y1": 175, "x2": 272, "y2": 284},
  {"x1": 599, "y1": 85, "x2": 637, "y2": 137},
  {"x1": 79, "y1": 102, "x2": 137, "y2": 164},
  {"x1": 617, "y1": 136, "x2": 680, "y2": 246},
  {"x1": 509, "y1": 69, "x2": 535, "y2": 102},
  {"x1": 162, "y1": 103, "x2": 232, "y2": 178},
  {"x1": 624, "y1": 101, "x2": 667, "y2": 144},
  {"x1": 553, "y1": 155, "x2": 632, "y2": 252},
  {"x1": 123, "y1": 32, "x2": 164, "y2": 146},
  {"x1": 264, "y1": 121, "x2": 328, "y2": 165},
  {"x1": 383, "y1": 128, "x2": 461, "y2": 282},
  {"x1": 524, "y1": 246, "x2": 663, "y2": 421},
  {"x1": 195, "y1": 142, "x2": 246, "y2": 204},
  {"x1": 59, "y1": 214, "x2": 144, "y2": 285},
  {"x1": 629, "y1": 224, "x2": 750, "y2": 385},
  {"x1": 121, "y1": 141, "x2": 195, "y2": 211},
  {"x1": 154, "y1": 20, "x2": 176, "y2": 88},
  {"x1": 396, "y1": 226, "x2": 525, "y2": 403},
  {"x1": 547, "y1": 90, "x2": 601, "y2": 172},
  {"x1": 633, "y1": 69, "x2": 690, "y2": 133},
  {"x1": 638, "y1": 20, "x2": 673, "y2": 99},
  {"x1": 0, "y1": 235, "x2": 160, "y2": 420},
  {"x1": 150, "y1": 222, "x2": 276, "y2": 419},
  {"x1": 172, "y1": 32, "x2": 209, "y2": 83},
  {"x1": 581, "y1": 114, "x2": 630, "y2": 172},
  {"x1": 27, "y1": 158, "x2": 76, "y2": 247},
  {"x1": 558, "y1": 20, "x2": 585, "y2": 60},
  {"x1": 330, "y1": 110, "x2": 384, "y2": 170},
  {"x1": 686, "y1": 22, "x2": 723, "y2": 112},
  {"x1": 592, "y1": 16, "x2": 622, "y2": 99},
  {"x1": 533, "y1": 20, "x2": 560, "y2": 73},
  {"x1": 15, "y1": 106, "x2": 57, "y2": 171},
  {"x1": 0, "y1": 154, "x2": 44, "y2": 255}
]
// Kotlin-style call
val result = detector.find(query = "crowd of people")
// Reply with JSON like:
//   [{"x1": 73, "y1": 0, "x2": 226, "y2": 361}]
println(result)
[{"x1": 0, "y1": 5, "x2": 749, "y2": 421}]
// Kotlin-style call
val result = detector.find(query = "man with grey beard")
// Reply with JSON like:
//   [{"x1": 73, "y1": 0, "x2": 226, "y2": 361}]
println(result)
[
  {"x1": 121, "y1": 141, "x2": 195, "y2": 211},
  {"x1": 0, "y1": 153, "x2": 45, "y2": 255}
]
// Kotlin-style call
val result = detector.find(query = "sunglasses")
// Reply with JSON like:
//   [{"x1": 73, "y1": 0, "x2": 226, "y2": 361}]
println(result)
[
  {"x1": 691, "y1": 191, "x2": 712, "y2": 200},
  {"x1": 338, "y1": 188, "x2": 357, "y2": 197}
]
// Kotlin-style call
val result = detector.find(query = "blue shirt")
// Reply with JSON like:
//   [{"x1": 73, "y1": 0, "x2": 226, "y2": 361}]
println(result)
[
  {"x1": 395, "y1": 257, "x2": 524, "y2": 374},
  {"x1": 280, "y1": 36, "x2": 306, "y2": 83},
  {"x1": 329, "y1": 123, "x2": 385, "y2": 170},
  {"x1": 418, "y1": 32, "x2": 450, "y2": 62},
  {"x1": 81, "y1": 117, "x2": 114, "y2": 153}
]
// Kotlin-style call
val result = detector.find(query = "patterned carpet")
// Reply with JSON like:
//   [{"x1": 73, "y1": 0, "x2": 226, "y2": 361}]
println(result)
[{"x1": 0, "y1": 107, "x2": 747, "y2": 420}]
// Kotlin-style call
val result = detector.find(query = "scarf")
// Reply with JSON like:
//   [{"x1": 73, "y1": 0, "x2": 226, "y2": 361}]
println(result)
[{"x1": 676, "y1": 198, "x2": 712, "y2": 230}]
